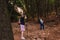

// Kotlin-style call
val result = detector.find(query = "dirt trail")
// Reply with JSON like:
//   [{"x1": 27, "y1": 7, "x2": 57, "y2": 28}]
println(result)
[{"x1": 11, "y1": 22, "x2": 60, "y2": 40}]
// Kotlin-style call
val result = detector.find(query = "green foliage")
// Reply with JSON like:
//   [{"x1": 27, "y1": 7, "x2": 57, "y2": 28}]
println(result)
[
  {"x1": 49, "y1": 0, "x2": 55, "y2": 4},
  {"x1": 8, "y1": 0, "x2": 59, "y2": 22}
]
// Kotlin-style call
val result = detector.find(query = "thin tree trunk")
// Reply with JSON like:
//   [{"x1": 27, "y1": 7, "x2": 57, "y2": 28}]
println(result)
[{"x1": 0, "y1": 0, "x2": 14, "y2": 40}]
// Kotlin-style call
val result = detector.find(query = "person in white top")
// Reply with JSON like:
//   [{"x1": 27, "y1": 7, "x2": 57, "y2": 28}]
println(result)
[{"x1": 39, "y1": 17, "x2": 44, "y2": 30}]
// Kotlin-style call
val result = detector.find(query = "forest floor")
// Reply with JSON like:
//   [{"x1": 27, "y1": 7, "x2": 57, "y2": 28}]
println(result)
[{"x1": 11, "y1": 22, "x2": 60, "y2": 40}]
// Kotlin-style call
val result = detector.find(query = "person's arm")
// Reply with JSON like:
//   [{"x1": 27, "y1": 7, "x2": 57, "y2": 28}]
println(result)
[
  {"x1": 24, "y1": 15, "x2": 27, "y2": 19},
  {"x1": 18, "y1": 18, "x2": 20, "y2": 25}
]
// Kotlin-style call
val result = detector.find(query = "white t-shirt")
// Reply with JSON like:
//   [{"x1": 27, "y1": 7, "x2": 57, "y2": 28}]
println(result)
[{"x1": 40, "y1": 19, "x2": 43, "y2": 23}]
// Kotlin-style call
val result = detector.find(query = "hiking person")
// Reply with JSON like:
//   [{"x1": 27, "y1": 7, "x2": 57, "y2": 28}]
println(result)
[
  {"x1": 39, "y1": 17, "x2": 44, "y2": 30},
  {"x1": 18, "y1": 15, "x2": 25, "y2": 39}
]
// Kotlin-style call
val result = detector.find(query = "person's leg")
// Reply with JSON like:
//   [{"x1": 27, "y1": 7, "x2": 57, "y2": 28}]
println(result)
[
  {"x1": 43, "y1": 24, "x2": 44, "y2": 30},
  {"x1": 21, "y1": 31, "x2": 23, "y2": 38},
  {"x1": 40, "y1": 24, "x2": 42, "y2": 30},
  {"x1": 20, "y1": 25, "x2": 25, "y2": 39},
  {"x1": 21, "y1": 31, "x2": 25, "y2": 39},
  {"x1": 42, "y1": 24, "x2": 44, "y2": 30}
]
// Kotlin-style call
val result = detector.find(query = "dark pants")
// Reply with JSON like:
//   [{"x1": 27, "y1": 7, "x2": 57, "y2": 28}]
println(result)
[{"x1": 40, "y1": 24, "x2": 44, "y2": 30}]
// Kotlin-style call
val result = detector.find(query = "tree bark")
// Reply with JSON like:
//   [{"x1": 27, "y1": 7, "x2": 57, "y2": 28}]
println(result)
[{"x1": 0, "y1": 0, "x2": 14, "y2": 40}]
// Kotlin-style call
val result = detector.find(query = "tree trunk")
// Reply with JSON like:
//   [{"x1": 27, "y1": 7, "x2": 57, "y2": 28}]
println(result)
[{"x1": 0, "y1": 0, "x2": 14, "y2": 40}]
